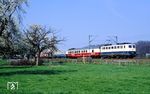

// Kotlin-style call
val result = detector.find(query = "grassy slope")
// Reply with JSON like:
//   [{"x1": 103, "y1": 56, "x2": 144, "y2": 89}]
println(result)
[{"x1": 0, "y1": 62, "x2": 150, "y2": 94}]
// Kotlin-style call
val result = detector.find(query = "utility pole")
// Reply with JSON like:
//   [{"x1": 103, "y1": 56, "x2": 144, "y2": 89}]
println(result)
[
  {"x1": 89, "y1": 35, "x2": 94, "y2": 50},
  {"x1": 88, "y1": 35, "x2": 92, "y2": 57},
  {"x1": 115, "y1": 36, "x2": 118, "y2": 44},
  {"x1": 107, "y1": 36, "x2": 118, "y2": 44},
  {"x1": 105, "y1": 39, "x2": 111, "y2": 44},
  {"x1": 89, "y1": 35, "x2": 91, "y2": 50}
]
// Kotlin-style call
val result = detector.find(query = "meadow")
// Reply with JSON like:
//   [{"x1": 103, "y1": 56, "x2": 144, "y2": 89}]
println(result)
[{"x1": 0, "y1": 59, "x2": 150, "y2": 94}]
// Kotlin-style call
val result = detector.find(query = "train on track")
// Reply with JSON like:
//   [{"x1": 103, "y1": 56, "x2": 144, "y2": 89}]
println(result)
[
  {"x1": 66, "y1": 43, "x2": 136, "y2": 58},
  {"x1": 41, "y1": 43, "x2": 136, "y2": 59}
]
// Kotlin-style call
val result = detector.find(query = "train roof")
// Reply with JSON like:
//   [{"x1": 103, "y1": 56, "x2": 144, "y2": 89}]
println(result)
[
  {"x1": 68, "y1": 45, "x2": 101, "y2": 50},
  {"x1": 101, "y1": 43, "x2": 135, "y2": 46},
  {"x1": 68, "y1": 43, "x2": 135, "y2": 51}
]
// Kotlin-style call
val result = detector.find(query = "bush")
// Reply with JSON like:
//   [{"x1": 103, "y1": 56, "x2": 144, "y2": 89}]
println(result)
[
  {"x1": 0, "y1": 59, "x2": 9, "y2": 65},
  {"x1": 51, "y1": 61, "x2": 64, "y2": 65},
  {"x1": 9, "y1": 59, "x2": 44, "y2": 66},
  {"x1": 38, "y1": 59, "x2": 44, "y2": 65},
  {"x1": 77, "y1": 57, "x2": 93, "y2": 63}
]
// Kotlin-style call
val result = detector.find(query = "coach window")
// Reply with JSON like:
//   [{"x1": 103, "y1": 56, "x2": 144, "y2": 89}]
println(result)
[
  {"x1": 117, "y1": 46, "x2": 119, "y2": 49},
  {"x1": 112, "y1": 47, "x2": 113, "y2": 49},
  {"x1": 92, "y1": 50, "x2": 94, "y2": 52},
  {"x1": 120, "y1": 46, "x2": 123, "y2": 49},
  {"x1": 133, "y1": 45, "x2": 135, "y2": 48},
  {"x1": 129, "y1": 45, "x2": 132, "y2": 48},
  {"x1": 124, "y1": 46, "x2": 125, "y2": 48}
]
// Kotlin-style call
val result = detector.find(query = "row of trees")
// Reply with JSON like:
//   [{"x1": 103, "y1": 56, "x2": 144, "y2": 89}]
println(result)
[
  {"x1": 0, "y1": 0, "x2": 63, "y2": 65},
  {"x1": 136, "y1": 41, "x2": 150, "y2": 58}
]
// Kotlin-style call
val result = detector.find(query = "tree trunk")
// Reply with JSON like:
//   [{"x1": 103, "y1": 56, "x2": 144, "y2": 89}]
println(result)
[
  {"x1": 36, "y1": 56, "x2": 38, "y2": 66},
  {"x1": 36, "y1": 51, "x2": 40, "y2": 66}
]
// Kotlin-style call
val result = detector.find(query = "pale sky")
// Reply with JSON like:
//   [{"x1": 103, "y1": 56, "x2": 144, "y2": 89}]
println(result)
[{"x1": 24, "y1": 0, "x2": 150, "y2": 51}]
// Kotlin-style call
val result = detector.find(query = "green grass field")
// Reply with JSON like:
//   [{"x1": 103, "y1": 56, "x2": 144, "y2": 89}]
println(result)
[{"x1": 0, "y1": 61, "x2": 150, "y2": 94}]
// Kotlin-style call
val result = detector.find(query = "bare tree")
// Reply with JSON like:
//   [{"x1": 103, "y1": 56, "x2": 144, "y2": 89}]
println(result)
[{"x1": 24, "y1": 25, "x2": 64, "y2": 66}]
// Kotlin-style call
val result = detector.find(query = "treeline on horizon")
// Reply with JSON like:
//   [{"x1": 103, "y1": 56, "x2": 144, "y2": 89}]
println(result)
[{"x1": 136, "y1": 41, "x2": 150, "y2": 58}]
